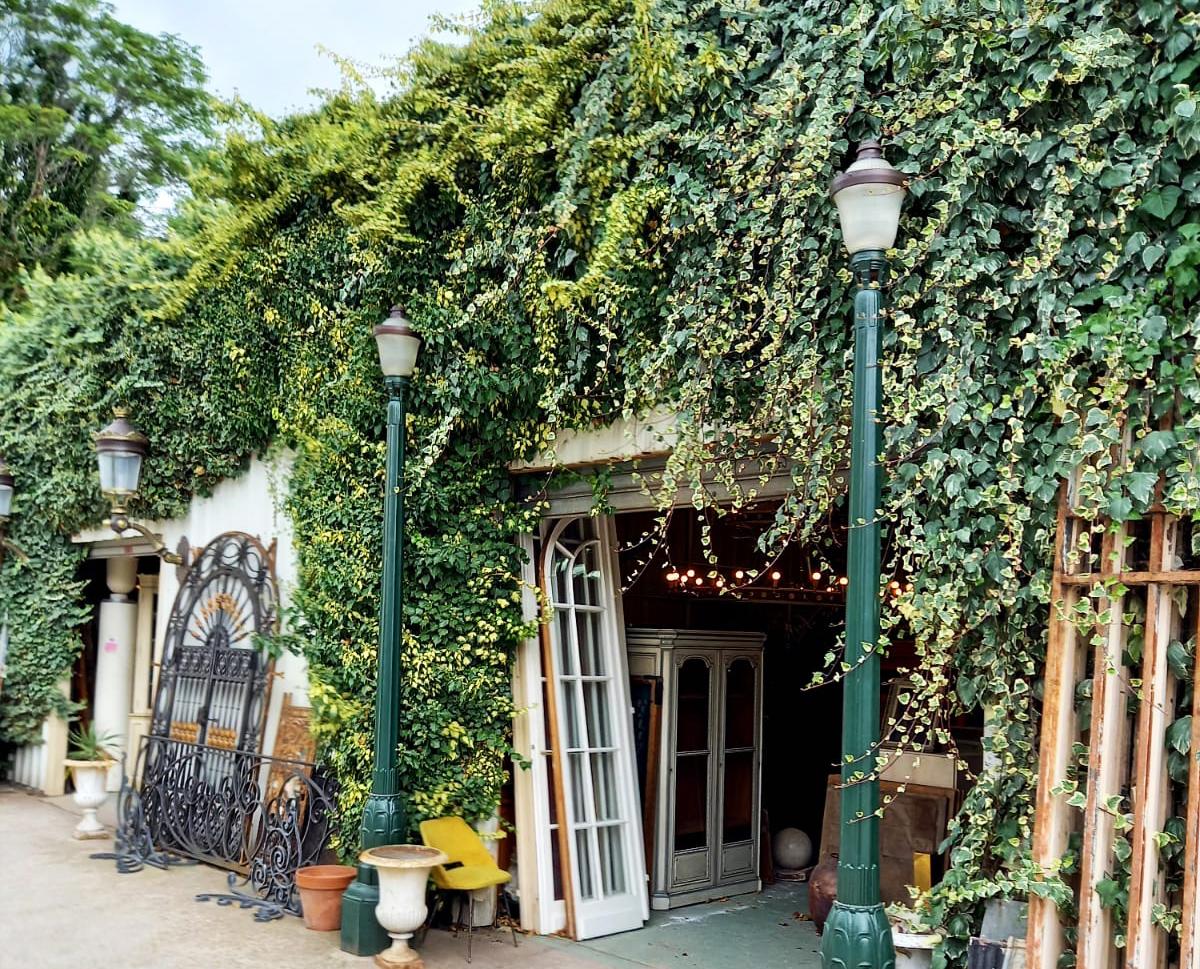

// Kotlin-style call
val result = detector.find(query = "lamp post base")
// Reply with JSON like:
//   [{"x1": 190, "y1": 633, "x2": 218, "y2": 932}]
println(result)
[
  {"x1": 820, "y1": 901, "x2": 895, "y2": 969},
  {"x1": 341, "y1": 792, "x2": 408, "y2": 955},
  {"x1": 341, "y1": 863, "x2": 391, "y2": 955}
]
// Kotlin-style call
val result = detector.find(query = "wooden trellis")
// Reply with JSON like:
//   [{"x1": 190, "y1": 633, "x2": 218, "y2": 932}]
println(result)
[{"x1": 1029, "y1": 479, "x2": 1200, "y2": 969}]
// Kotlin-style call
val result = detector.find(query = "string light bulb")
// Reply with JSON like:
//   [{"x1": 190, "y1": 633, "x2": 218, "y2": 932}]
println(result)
[
  {"x1": 811, "y1": 571, "x2": 822, "y2": 583},
  {"x1": 666, "y1": 571, "x2": 679, "y2": 582},
  {"x1": 839, "y1": 576, "x2": 848, "y2": 587},
  {"x1": 770, "y1": 570, "x2": 782, "y2": 582},
  {"x1": 735, "y1": 570, "x2": 745, "y2": 580},
  {"x1": 686, "y1": 568, "x2": 696, "y2": 578}
]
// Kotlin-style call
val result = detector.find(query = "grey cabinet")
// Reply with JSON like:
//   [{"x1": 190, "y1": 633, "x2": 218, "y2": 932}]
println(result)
[{"x1": 625, "y1": 628, "x2": 765, "y2": 911}]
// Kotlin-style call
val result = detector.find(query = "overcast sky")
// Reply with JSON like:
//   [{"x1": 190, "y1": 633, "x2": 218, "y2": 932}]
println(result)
[{"x1": 111, "y1": 0, "x2": 482, "y2": 117}]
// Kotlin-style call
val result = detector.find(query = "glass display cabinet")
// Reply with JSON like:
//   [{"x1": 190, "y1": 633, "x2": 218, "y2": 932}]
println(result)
[{"x1": 625, "y1": 628, "x2": 765, "y2": 911}]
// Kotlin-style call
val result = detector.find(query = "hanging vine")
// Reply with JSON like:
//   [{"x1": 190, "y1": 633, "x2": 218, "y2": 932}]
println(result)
[{"x1": 1, "y1": 1, "x2": 1199, "y2": 963}]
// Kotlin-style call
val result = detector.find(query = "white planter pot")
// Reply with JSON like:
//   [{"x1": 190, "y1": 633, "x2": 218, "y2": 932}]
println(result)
[
  {"x1": 360, "y1": 845, "x2": 449, "y2": 968},
  {"x1": 64, "y1": 759, "x2": 112, "y2": 840},
  {"x1": 893, "y1": 930, "x2": 940, "y2": 969}
]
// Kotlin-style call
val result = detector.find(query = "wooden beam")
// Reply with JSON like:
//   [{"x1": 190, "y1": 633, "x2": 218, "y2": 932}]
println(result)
[
  {"x1": 1126, "y1": 512, "x2": 1178, "y2": 969},
  {"x1": 537, "y1": 549, "x2": 577, "y2": 940},
  {"x1": 1076, "y1": 525, "x2": 1131, "y2": 969},
  {"x1": 1029, "y1": 490, "x2": 1086, "y2": 969},
  {"x1": 1179, "y1": 599, "x2": 1200, "y2": 969},
  {"x1": 1062, "y1": 570, "x2": 1200, "y2": 587}
]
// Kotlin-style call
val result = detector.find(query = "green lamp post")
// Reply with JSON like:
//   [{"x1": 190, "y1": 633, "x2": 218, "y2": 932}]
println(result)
[
  {"x1": 341, "y1": 305, "x2": 423, "y2": 956},
  {"x1": 821, "y1": 139, "x2": 906, "y2": 969}
]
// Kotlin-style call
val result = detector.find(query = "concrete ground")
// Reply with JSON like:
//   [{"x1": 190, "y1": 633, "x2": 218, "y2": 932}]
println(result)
[
  {"x1": 541, "y1": 883, "x2": 823, "y2": 969},
  {"x1": 0, "y1": 785, "x2": 600, "y2": 969},
  {"x1": 0, "y1": 785, "x2": 822, "y2": 969}
]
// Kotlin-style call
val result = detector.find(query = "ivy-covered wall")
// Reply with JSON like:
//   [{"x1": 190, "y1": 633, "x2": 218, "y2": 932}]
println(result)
[{"x1": 3, "y1": 0, "x2": 1200, "y2": 962}]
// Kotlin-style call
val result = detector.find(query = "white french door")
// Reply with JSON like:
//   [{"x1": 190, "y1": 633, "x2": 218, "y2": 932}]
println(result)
[{"x1": 543, "y1": 516, "x2": 647, "y2": 939}]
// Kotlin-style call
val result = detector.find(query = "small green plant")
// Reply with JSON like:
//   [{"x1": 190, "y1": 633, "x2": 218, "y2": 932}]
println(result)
[{"x1": 68, "y1": 723, "x2": 118, "y2": 762}]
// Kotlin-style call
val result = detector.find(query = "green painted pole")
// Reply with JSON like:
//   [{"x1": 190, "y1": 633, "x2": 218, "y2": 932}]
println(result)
[
  {"x1": 341, "y1": 375, "x2": 410, "y2": 956},
  {"x1": 820, "y1": 249, "x2": 896, "y2": 969}
]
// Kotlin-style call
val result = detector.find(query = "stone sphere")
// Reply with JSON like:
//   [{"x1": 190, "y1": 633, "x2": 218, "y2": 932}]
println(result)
[{"x1": 772, "y1": 827, "x2": 813, "y2": 870}]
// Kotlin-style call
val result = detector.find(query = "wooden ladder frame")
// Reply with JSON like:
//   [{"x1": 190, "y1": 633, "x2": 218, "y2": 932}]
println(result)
[{"x1": 1029, "y1": 479, "x2": 1200, "y2": 969}]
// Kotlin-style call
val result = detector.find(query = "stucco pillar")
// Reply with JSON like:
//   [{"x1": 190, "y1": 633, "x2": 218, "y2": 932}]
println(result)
[
  {"x1": 125, "y1": 573, "x2": 158, "y2": 783},
  {"x1": 93, "y1": 557, "x2": 138, "y2": 790}
]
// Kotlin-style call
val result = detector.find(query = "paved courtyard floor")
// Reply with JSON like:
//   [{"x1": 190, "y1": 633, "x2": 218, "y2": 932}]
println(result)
[
  {"x1": 0, "y1": 784, "x2": 822, "y2": 969},
  {"x1": 0, "y1": 786, "x2": 596, "y2": 969}
]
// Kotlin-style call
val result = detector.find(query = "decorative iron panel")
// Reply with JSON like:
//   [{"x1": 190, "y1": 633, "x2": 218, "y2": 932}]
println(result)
[
  {"x1": 151, "y1": 531, "x2": 278, "y2": 753},
  {"x1": 96, "y1": 735, "x2": 335, "y2": 921}
]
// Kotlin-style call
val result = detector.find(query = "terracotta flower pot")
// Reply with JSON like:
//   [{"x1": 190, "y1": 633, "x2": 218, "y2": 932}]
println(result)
[{"x1": 296, "y1": 864, "x2": 357, "y2": 931}]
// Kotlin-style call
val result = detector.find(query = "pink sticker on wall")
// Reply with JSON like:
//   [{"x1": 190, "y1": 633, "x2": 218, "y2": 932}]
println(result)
[{"x1": 103, "y1": 638, "x2": 119, "y2": 654}]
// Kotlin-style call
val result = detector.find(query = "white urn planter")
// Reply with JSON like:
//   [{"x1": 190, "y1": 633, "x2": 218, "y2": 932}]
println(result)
[
  {"x1": 893, "y1": 929, "x2": 941, "y2": 969},
  {"x1": 64, "y1": 759, "x2": 113, "y2": 840},
  {"x1": 360, "y1": 844, "x2": 448, "y2": 969}
]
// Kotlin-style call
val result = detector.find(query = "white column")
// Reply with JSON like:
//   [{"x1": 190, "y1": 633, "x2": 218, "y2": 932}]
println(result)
[
  {"x1": 93, "y1": 557, "x2": 138, "y2": 790},
  {"x1": 125, "y1": 573, "x2": 158, "y2": 783}
]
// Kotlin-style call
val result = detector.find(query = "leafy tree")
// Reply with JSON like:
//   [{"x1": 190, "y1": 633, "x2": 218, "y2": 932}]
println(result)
[{"x1": 0, "y1": 0, "x2": 211, "y2": 303}]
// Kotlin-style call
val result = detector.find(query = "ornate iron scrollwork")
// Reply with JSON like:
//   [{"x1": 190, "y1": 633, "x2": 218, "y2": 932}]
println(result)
[{"x1": 96, "y1": 735, "x2": 336, "y2": 921}]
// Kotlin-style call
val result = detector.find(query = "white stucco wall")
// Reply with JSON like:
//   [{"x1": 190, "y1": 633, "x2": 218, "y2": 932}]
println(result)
[
  {"x1": 72, "y1": 452, "x2": 309, "y2": 766},
  {"x1": 153, "y1": 453, "x2": 308, "y2": 759}
]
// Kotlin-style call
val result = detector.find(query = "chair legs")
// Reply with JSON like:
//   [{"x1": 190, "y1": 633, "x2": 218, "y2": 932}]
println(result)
[
  {"x1": 441, "y1": 887, "x2": 516, "y2": 964},
  {"x1": 498, "y1": 888, "x2": 518, "y2": 948},
  {"x1": 467, "y1": 893, "x2": 474, "y2": 964}
]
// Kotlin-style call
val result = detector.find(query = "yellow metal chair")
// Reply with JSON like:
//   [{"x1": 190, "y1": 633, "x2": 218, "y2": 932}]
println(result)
[{"x1": 419, "y1": 816, "x2": 518, "y2": 963}]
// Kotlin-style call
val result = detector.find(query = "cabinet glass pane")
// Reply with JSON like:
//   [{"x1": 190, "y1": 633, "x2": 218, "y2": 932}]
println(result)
[
  {"x1": 599, "y1": 825, "x2": 627, "y2": 895},
  {"x1": 564, "y1": 682, "x2": 582, "y2": 749},
  {"x1": 676, "y1": 658, "x2": 710, "y2": 753},
  {"x1": 585, "y1": 682, "x2": 613, "y2": 747},
  {"x1": 724, "y1": 658, "x2": 756, "y2": 749},
  {"x1": 722, "y1": 749, "x2": 754, "y2": 843},
  {"x1": 579, "y1": 610, "x2": 604, "y2": 675},
  {"x1": 556, "y1": 609, "x2": 575, "y2": 675},
  {"x1": 569, "y1": 752, "x2": 588, "y2": 823},
  {"x1": 674, "y1": 753, "x2": 708, "y2": 851},
  {"x1": 576, "y1": 828, "x2": 596, "y2": 899},
  {"x1": 592, "y1": 752, "x2": 620, "y2": 821}
]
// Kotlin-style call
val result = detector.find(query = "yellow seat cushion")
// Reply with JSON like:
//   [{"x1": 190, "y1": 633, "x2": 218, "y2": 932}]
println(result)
[{"x1": 432, "y1": 863, "x2": 512, "y2": 892}]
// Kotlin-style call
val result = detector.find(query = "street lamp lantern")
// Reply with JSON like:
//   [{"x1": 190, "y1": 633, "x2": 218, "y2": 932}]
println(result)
[
  {"x1": 92, "y1": 409, "x2": 183, "y2": 566},
  {"x1": 94, "y1": 409, "x2": 148, "y2": 499},
  {"x1": 821, "y1": 138, "x2": 906, "y2": 969},
  {"x1": 831, "y1": 139, "x2": 906, "y2": 255},
  {"x1": 374, "y1": 305, "x2": 422, "y2": 379},
  {"x1": 0, "y1": 457, "x2": 13, "y2": 522}
]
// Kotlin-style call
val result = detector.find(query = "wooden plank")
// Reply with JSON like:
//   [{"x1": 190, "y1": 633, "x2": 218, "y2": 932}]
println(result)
[
  {"x1": 1062, "y1": 570, "x2": 1200, "y2": 587},
  {"x1": 537, "y1": 548, "x2": 577, "y2": 940},
  {"x1": 1126, "y1": 512, "x2": 1179, "y2": 969},
  {"x1": 1076, "y1": 525, "x2": 1130, "y2": 969},
  {"x1": 1029, "y1": 490, "x2": 1087, "y2": 969},
  {"x1": 1178, "y1": 597, "x2": 1200, "y2": 969}
]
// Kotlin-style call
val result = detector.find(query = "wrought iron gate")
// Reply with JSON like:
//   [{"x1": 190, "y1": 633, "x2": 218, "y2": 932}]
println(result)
[
  {"x1": 95, "y1": 531, "x2": 334, "y2": 919},
  {"x1": 1029, "y1": 478, "x2": 1200, "y2": 968},
  {"x1": 144, "y1": 531, "x2": 282, "y2": 869},
  {"x1": 151, "y1": 531, "x2": 278, "y2": 753}
]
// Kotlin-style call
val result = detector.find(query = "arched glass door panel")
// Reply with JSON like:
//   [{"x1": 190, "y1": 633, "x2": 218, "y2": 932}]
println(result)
[{"x1": 544, "y1": 516, "x2": 647, "y2": 938}]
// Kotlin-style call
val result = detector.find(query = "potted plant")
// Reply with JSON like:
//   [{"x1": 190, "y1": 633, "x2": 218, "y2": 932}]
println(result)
[{"x1": 63, "y1": 723, "x2": 117, "y2": 840}]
